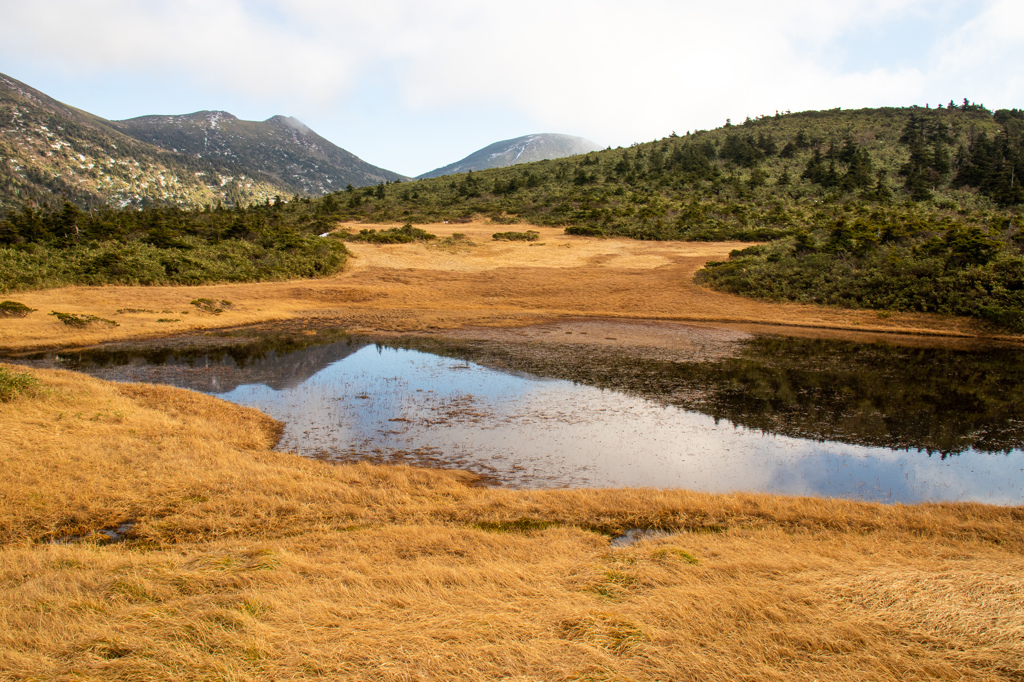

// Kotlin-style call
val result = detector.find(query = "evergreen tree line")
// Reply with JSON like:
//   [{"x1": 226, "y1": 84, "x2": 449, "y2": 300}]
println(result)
[
  {"x1": 697, "y1": 206, "x2": 1024, "y2": 330},
  {"x1": 0, "y1": 198, "x2": 348, "y2": 291}
]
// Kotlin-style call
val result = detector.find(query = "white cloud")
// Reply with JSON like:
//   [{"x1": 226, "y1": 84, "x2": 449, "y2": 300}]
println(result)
[
  {"x1": 0, "y1": 0, "x2": 357, "y2": 106},
  {"x1": 360, "y1": 0, "x2": 943, "y2": 142},
  {"x1": 933, "y1": 0, "x2": 1024, "y2": 106},
  {"x1": 0, "y1": 0, "x2": 1019, "y2": 160}
]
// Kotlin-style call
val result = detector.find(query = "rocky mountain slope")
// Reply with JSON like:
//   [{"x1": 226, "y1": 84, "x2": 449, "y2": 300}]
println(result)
[
  {"x1": 0, "y1": 72, "x2": 402, "y2": 214},
  {"x1": 417, "y1": 133, "x2": 602, "y2": 179},
  {"x1": 113, "y1": 111, "x2": 405, "y2": 196}
]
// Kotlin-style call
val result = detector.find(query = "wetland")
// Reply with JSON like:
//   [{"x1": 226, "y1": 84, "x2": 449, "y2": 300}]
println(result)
[
  {"x1": 3, "y1": 228, "x2": 1024, "y2": 682},
  {"x1": 16, "y1": 319, "x2": 1024, "y2": 504}
]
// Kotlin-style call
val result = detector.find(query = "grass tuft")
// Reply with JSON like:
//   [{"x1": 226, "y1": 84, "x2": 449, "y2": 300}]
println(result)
[
  {"x1": 0, "y1": 365, "x2": 40, "y2": 402},
  {"x1": 560, "y1": 612, "x2": 648, "y2": 653},
  {"x1": 474, "y1": 518, "x2": 560, "y2": 533},
  {"x1": 653, "y1": 548, "x2": 700, "y2": 564}
]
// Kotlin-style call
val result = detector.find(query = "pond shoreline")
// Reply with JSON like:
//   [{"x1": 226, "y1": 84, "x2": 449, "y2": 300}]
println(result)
[
  {"x1": 5, "y1": 313, "x2": 1024, "y2": 363},
  {"x1": 11, "y1": 320, "x2": 1023, "y2": 504}
]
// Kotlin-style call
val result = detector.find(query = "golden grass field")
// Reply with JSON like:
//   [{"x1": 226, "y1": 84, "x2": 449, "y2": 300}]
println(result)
[
  {"x1": 1, "y1": 222, "x2": 1016, "y2": 355},
  {"x1": 2, "y1": 226, "x2": 1023, "y2": 680},
  {"x1": 1, "y1": 366, "x2": 1023, "y2": 681}
]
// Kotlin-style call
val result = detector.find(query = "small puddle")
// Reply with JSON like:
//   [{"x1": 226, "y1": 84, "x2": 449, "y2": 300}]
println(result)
[
  {"x1": 49, "y1": 521, "x2": 135, "y2": 545},
  {"x1": 609, "y1": 529, "x2": 673, "y2": 547}
]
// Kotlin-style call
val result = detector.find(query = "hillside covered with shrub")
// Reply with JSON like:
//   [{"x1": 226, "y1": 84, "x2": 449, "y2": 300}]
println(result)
[{"x1": 3, "y1": 103, "x2": 1023, "y2": 328}]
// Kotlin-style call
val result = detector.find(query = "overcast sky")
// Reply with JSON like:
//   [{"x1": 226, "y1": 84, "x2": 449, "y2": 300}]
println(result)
[{"x1": 1, "y1": 0, "x2": 1022, "y2": 177}]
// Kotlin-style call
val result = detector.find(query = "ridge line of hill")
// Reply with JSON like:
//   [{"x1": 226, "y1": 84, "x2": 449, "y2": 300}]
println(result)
[{"x1": 0, "y1": 71, "x2": 405, "y2": 212}]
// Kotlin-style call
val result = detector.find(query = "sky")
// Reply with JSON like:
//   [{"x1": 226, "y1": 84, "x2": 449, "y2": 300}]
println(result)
[{"x1": 1, "y1": 0, "x2": 1022, "y2": 178}]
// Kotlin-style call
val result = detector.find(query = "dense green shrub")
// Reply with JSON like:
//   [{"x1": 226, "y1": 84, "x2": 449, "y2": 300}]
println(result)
[
  {"x1": 0, "y1": 200, "x2": 349, "y2": 291},
  {"x1": 492, "y1": 230, "x2": 540, "y2": 241},
  {"x1": 0, "y1": 236, "x2": 348, "y2": 292},
  {"x1": 697, "y1": 223, "x2": 1024, "y2": 330},
  {"x1": 339, "y1": 223, "x2": 437, "y2": 244},
  {"x1": 0, "y1": 300, "x2": 35, "y2": 317}
]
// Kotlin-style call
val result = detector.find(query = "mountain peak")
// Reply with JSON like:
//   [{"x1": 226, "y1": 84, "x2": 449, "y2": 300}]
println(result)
[
  {"x1": 0, "y1": 70, "x2": 406, "y2": 212},
  {"x1": 111, "y1": 108, "x2": 405, "y2": 195},
  {"x1": 418, "y1": 133, "x2": 603, "y2": 179},
  {"x1": 118, "y1": 110, "x2": 238, "y2": 126},
  {"x1": 266, "y1": 115, "x2": 311, "y2": 133}
]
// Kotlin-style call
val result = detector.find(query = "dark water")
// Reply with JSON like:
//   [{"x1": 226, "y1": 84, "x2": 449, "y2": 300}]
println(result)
[{"x1": 16, "y1": 332, "x2": 1024, "y2": 503}]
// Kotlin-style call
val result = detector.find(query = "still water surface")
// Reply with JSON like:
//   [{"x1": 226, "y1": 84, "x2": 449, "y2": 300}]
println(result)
[{"x1": 25, "y1": 335, "x2": 1024, "y2": 504}]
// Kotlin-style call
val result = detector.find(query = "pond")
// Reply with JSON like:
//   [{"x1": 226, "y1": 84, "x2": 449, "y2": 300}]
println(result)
[{"x1": 17, "y1": 328, "x2": 1024, "y2": 504}]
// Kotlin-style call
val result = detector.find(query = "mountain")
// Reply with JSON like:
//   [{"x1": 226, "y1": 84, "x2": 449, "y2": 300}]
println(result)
[
  {"x1": 355, "y1": 105, "x2": 1014, "y2": 234},
  {"x1": 112, "y1": 112, "x2": 405, "y2": 196},
  {"x1": 417, "y1": 133, "x2": 602, "y2": 179},
  {"x1": 0, "y1": 72, "x2": 402, "y2": 214},
  {"x1": 0, "y1": 72, "x2": 270, "y2": 212}
]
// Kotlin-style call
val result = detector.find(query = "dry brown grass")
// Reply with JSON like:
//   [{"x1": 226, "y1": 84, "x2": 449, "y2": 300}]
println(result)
[
  {"x1": 1, "y1": 222, "x2": 1015, "y2": 354},
  {"x1": 2, "y1": 365, "x2": 1023, "y2": 680}
]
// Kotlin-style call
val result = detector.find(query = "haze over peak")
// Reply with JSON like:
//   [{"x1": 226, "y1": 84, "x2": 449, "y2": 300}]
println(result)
[{"x1": 417, "y1": 133, "x2": 603, "y2": 179}]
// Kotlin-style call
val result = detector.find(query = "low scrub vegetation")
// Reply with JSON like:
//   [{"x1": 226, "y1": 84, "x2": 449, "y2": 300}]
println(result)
[
  {"x1": 0, "y1": 300, "x2": 34, "y2": 317},
  {"x1": 429, "y1": 232, "x2": 476, "y2": 251},
  {"x1": 337, "y1": 223, "x2": 436, "y2": 243},
  {"x1": 49, "y1": 311, "x2": 118, "y2": 327},
  {"x1": 697, "y1": 207, "x2": 1024, "y2": 330},
  {"x1": 492, "y1": 230, "x2": 540, "y2": 241},
  {"x1": 191, "y1": 298, "x2": 233, "y2": 314},
  {"x1": 0, "y1": 200, "x2": 349, "y2": 292}
]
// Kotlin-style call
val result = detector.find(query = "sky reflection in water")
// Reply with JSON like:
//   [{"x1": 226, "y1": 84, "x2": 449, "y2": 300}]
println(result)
[{"x1": 213, "y1": 344, "x2": 1024, "y2": 503}]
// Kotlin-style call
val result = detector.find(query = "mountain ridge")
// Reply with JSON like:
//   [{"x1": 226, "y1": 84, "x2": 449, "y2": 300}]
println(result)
[
  {"x1": 0, "y1": 72, "x2": 405, "y2": 213},
  {"x1": 417, "y1": 133, "x2": 603, "y2": 179},
  {"x1": 112, "y1": 110, "x2": 406, "y2": 196}
]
